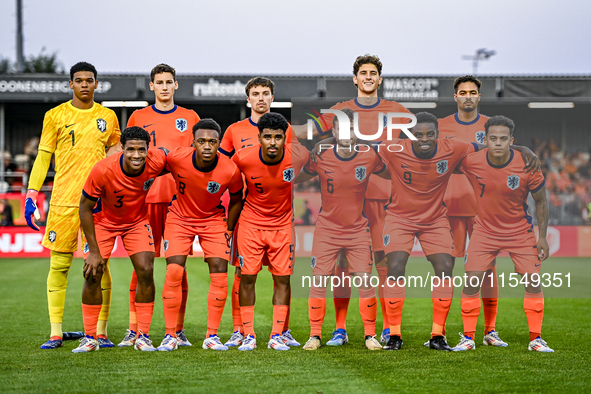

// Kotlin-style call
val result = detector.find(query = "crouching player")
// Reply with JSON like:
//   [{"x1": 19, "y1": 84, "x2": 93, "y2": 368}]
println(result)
[
  {"x1": 452, "y1": 116, "x2": 553, "y2": 352},
  {"x1": 232, "y1": 113, "x2": 309, "y2": 351},
  {"x1": 298, "y1": 108, "x2": 387, "y2": 350},
  {"x1": 157, "y1": 119, "x2": 244, "y2": 351},
  {"x1": 74, "y1": 127, "x2": 166, "y2": 352}
]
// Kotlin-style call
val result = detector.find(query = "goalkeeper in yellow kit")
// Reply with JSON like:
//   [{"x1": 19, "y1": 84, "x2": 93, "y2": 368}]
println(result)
[{"x1": 26, "y1": 62, "x2": 121, "y2": 349}]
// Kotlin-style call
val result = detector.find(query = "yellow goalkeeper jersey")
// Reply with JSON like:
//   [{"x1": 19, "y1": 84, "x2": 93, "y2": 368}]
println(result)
[{"x1": 38, "y1": 100, "x2": 121, "y2": 207}]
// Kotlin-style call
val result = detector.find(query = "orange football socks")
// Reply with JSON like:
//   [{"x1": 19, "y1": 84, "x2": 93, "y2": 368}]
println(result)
[
  {"x1": 162, "y1": 264, "x2": 184, "y2": 337},
  {"x1": 524, "y1": 292, "x2": 544, "y2": 341},
  {"x1": 135, "y1": 302, "x2": 154, "y2": 335},
  {"x1": 358, "y1": 287, "x2": 377, "y2": 337},
  {"x1": 460, "y1": 293, "x2": 481, "y2": 340},
  {"x1": 431, "y1": 278, "x2": 453, "y2": 337},
  {"x1": 240, "y1": 305, "x2": 255, "y2": 337},
  {"x1": 206, "y1": 273, "x2": 227, "y2": 337},
  {"x1": 271, "y1": 305, "x2": 289, "y2": 338},
  {"x1": 176, "y1": 269, "x2": 189, "y2": 332},
  {"x1": 82, "y1": 304, "x2": 102, "y2": 339},
  {"x1": 231, "y1": 273, "x2": 242, "y2": 333}
]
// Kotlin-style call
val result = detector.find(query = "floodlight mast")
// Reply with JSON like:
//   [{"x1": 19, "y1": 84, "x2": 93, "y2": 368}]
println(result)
[{"x1": 462, "y1": 48, "x2": 496, "y2": 75}]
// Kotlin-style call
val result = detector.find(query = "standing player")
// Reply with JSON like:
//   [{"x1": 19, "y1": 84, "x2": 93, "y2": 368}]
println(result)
[
  {"x1": 232, "y1": 113, "x2": 309, "y2": 351},
  {"x1": 157, "y1": 119, "x2": 243, "y2": 352},
  {"x1": 436, "y1": 75, "x2": 505, "y2": 347},
  {"x1": 377, "y1": 112, "x2": 538, "y2": 351},
  {"x1": 25, "y1": 62, "x2": 120, "y2": 349},
  {"x1": 73, "y1": 126, "x2": 166, "y2": 353},
  {"x1": 297, "y1": 109, "x2": 387, "y2": 350},
  {"x1": 295, "y1": 54, "x2": 413, "y2": 345},
  {"x1": 219, "y1": 77, "x2": 298, "y2": 348},
  {"x1": 452, "y1": 116, "x2": 553, "y2": 352},
  {"x1": 120, "y1": 63, "x2": 200, "y2": 348}
]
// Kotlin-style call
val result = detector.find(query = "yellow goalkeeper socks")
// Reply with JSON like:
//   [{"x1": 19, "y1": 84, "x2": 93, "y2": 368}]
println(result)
[{"x1": 47, "y1": 250, "x2": 73, "y2": 338}]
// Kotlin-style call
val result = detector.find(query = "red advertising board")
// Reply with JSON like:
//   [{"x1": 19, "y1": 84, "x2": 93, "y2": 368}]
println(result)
[{"x1": 1, "y1": 225, "x2": 589, "y2": 258}]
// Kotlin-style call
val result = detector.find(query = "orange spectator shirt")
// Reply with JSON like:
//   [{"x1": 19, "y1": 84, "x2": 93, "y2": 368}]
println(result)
[
  {"x1": 127, "y1": 105, "x2": 200, "y2": 203},
  {"x1": 377, "y1": 138, "x2": 478, "y2": 224},
  {"x1": 220, "y1": 117, "x2": 294, "y2": 157},
  {"x1": 459, "y1": 149, "x2": 545, "y2": 236},
  {"x1": 438, "y1": 113, "x2": 489, "y2": 217},
  {"x1": 319, "y1": 98, "x2": 412, "y2": 200},
  {"x1": 165, "y1": 147, "x2": 243, "y2": 226},
  {"x1": 305, "y1": 146, "x2": 384, "y2": 235},
  {"x1": 232, "y1": 144, "x2": 309, "y2": 230},
  {"x1": 82, "y1": 149, "x2": 167, "y2": 228}
]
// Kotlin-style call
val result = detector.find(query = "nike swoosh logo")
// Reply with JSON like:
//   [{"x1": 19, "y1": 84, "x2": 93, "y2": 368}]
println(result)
[
  {"x1": 243, "y1": 321, "x2": 252, "y2": 325},
  {"x1": 535, "y1": 263, "x2": 541, "y2": 267},
  {"x1": 149, "y1": 242, "x2": 154, "y2": 245},
  {"x1": 241, "y1": 138, "x2": 251, "y2": 142},
  {"x1": 445, "y1": 136, "x2": 455, "y2": 139},
  {"x1": 163, "y1": 297, "x2": 175, "y2": 299},
  {"x1": 324, "y1": 170, "x2": 334, "y2": 174},
  {"x1": 48, "y1": 290, "x2": 58, "y2": 292},
  {"x1": 225, "y1": 251, "x2": 230, "y2": 254},
  {"x1": 311, "y1": 306, "x2": 321, "y2": 309},
  {"x1": 215, "y1": 298, "x2": 226, "y2": 301},
  {"x1": 65, "y1": 123, "x2": 76, "y2": 128},
  {"x1": 401, "y1": 165, "x2": 410, "y2": 168},
  {"x1": 101, "y1": 288, "x2": 110, "y2": 291},
  {"x1": 439, "y1": 299, "x2": 451, "y2": 302},
  {"x1": 288, "y1": 265, "x2": 292, "y2": 269},
  {"x1": 114, "y1": 189, "x2": 123, "y2": 193},
  {"x1": 389, "y1": 301, "x2": 400, "y2": 305},
  {"x1": 178, "y1": 174, "x2": 186, "y2": 178},
  {"x1": 251, "y1": 176, "x2": 262, "y2": 179},
  {"x1": 143, "y1": 124, "x2": 154, "y2": 128},
  {"x1": 476, "y1": 176, "x2": 484, "y2": 180},
  {"x1": 276, "y1": 321, "x2": 285, "y2": 323},
  {"x1": 367, "y1": 302, "x2": 377, "y2": 307}
]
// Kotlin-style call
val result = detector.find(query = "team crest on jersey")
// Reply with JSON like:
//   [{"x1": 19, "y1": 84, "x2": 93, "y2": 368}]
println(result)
[
  {"x1": 238, "y1": 255, "x2": 244, "y2": 268},
  {"x1": 176, "y1": 118, "x2": 188, "y2": 132},
  {"x1": 143, "y1": 178, "x2": 155, "y2": 191},
  {"x1": 207, "y1": 181, "x2": 221, "y2": 194},
  {"x1": 48, "y1": 231, "x2": 57, "y2": 243},
  {"x1": 355, "y1": 166, "x2": 367, "y2": 181},
  {"x1": 164, "y1": 240, "x2": 169, "y2": 253},
  {"x1": 97, "y1": 118, "x2": 107, "y2": 133},
  {"x1": 383, "y1": 234, "x2": 390, "y2": 246},
  {"x1": 507, "y1": 175, "x2": 520, "y2": 190},
  {"x1": 283, "y1": 168, "x2": 295, "y2": 182},
  {"x1": 83, "y1": 242, "x2": 89, "y2": 254},
  {"x1": 311, "y1": 256, "x2": 317, "y2": 269},
  {"x1": 436, "y1": 160, "x2": 449, "y2": 175},
  {"x1": 475, "y1": 130, "x2": 486, "y2": 144}
]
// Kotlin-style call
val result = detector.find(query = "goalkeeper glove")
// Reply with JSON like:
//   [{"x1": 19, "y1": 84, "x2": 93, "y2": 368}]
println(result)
[{"x1": 25, "y1": 189, "x2": 41, "y2": 231}]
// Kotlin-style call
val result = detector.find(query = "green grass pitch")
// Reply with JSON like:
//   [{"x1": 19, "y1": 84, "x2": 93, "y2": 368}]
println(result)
[{"x1": 0, "y1": 257, "x2": 590, "y2": 393}]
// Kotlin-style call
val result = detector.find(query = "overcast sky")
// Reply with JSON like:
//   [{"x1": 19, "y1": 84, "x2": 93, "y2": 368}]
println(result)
[{"x1": 1, "y1": 0, "x2": 590, "y2": 76}]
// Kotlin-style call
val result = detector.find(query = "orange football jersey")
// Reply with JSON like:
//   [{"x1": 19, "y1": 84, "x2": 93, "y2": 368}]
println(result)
[
  {"x1": 459, "y1": 149, "x2": 545, "y2": 236},
  {"x1": 82, "y1": 149, "x2": 167, "y2": 228},
  {"x1": 232, "y1": 144, "x2": 309, "y2": 230},
  {"x1": 165, "y1": 147, "x2": 243, "y2": 226},
  {"x1": 220, "y1": 117, "x2": 294, "y2": 157},
  {"x1": 439, "y1": 113, "x2": 489, "y2": 217},
  {"x1": 127, "y1": 105, "x2": 200, "y2": 203},
  {"x1": 318, "y1": 98, "x2": 412, "y2": 200},
  {"x1": 305, "y1": 146, "x2": 384, "y2": 235},
  {"x1": 377, "y1": 138, "x2": 478, "y2": 223}
]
